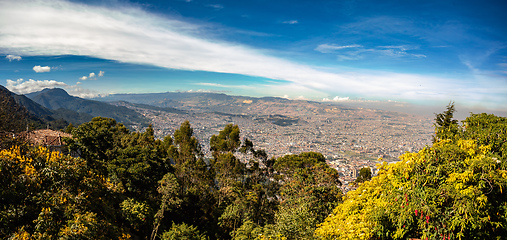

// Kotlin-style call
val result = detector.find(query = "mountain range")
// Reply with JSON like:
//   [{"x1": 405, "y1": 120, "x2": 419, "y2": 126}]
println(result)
[
  {"x1": 0, "y1": 86, "x2": 149, "y2": 131},
  {"x1": 25, "y1": 88, "x2": 148, "y2": 126}
]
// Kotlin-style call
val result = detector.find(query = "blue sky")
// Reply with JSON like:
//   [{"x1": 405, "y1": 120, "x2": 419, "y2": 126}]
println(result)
[{"x1": 1, "y1": 0, "x2": 507, "y2": 112}]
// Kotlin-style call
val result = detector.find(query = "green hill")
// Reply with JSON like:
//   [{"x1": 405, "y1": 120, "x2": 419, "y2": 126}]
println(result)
[{"x1": 26, "y1": 88, "x2": 149, "y2": 127}]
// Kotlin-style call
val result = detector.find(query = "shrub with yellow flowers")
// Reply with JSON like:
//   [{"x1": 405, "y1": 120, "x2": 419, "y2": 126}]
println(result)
[
  {"x1": 0, "y1": 145, "x2": 128, "y2": 239},
  {"x1": 316, "y1": 110, "x2": 507, "y2": 240}
]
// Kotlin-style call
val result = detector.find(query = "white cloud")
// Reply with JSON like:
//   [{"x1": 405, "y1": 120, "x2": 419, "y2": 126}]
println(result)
[
  {"x1": 6, "y1": 78, "x2": 67, "y2": 94},
  {"x1": 323, "y1": 96, "x2": 350, "y2": 102},
  {"x1": 67, "y1": 85, "x2": 102, "y2": 98},
  {"x1": 0, "y1": 0, "x2": 505, "y2": 109},
  {"x1": 282, "y1": 20, "x2": 298, "y2": 24},
  {"x1": 6, "y1": 78, "x2": 102, "y2": 98},
  {"x1": 79, "y1": 71, "x2": 104, "y2": 80},
  {"x1": 6, "y1": 54, "x2": 21, "y2": 61},
  {"x1": 33, "y1": 65, "x2": 51, "y2": 73}
]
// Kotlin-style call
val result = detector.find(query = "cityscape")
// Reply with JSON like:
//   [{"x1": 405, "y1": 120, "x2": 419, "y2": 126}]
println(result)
[{"x1": 116, "y1": 98, "x2": 434, "y2": 187}]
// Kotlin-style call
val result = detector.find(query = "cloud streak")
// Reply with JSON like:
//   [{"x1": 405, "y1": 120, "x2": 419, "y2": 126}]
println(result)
[
  {"x1": 315, "y1": 44, "x2": 362, "y2": 53},
  {"x1": 316, "y1": 44, "x2": 426, "y2": 59},
  {"x1": 0, "y1": 0, "x2": 505, "y2": 109},
  {"x1": 282, "y1": 20, "x2": 299, "y2": 24}
]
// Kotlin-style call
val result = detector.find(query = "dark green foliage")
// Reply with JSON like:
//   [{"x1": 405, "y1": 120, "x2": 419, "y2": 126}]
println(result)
[
  {"x1": 151, "y1": 173, "x2": 182, "y2": 240},
  {"x1": 161, "y1": 222, "x2": 209, "y2": 240},
  {"x1": 273, "y1": 152, "x2": 326, "y2": 173},
  {"x1": 173, "y1": 120, "x2": 203, "y2": 163},
  {"x1": 433, "y1": 102, "x2": 460, "y2": 142},
  {"x1": 65, "y1": 117, "x2": 174, "y2": 238},
  {"x1": 355, "y1": 167, "x2": 372, "y2": 184},
  {"x1": 210, "y1": 123, "x2": 241, "y2": 158}
]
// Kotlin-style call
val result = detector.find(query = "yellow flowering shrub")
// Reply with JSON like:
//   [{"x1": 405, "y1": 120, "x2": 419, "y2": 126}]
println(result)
[
  {"x1": 0, "y1": 145, "x2": 129, "y2": 239},
  {"x1": 316, "y1": 138, "x2": 507, "y2": 240}
]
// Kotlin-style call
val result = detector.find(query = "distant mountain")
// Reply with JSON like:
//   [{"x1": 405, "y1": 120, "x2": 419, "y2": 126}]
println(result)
[
  {"x1": 26, "y1": 88, "x2": 149, "y2": 127},
  {"x1": 0, "y1": 85, "x2": 69, "y2": 131},
  {"x1": 95, "y1": 91, "x2": 307, "y2": 115}
]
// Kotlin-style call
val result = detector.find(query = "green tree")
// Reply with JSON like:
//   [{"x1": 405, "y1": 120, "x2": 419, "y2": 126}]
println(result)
[
  {"x1": 260, "y1": 152, "x2": 342, "y2": 239},
  {"x1": 169, "y1": 121, "x2": 216, "y2": 237},
  {"x1": 433, "y1": 102, "x2": 459, "y2": 142},
  {"x1": 210, "y1": 124, "x2": 241, "y2": 158},
  {"x1": 172, "y1": 120, "x2": 203, "y2": 164},
  {"x1": 354, "y1": 167, "x2": 372, "y2": 184},
  {"x1": 66, "y1": 117, "x2": 128, "y2": 174},
  {"x1": 151, "y1": 173, "x2": 182, "y2": 240},
  {"x1": 161, "y1": 222, "x2": 208, "y2": 240},
  {"x1": 67, "y1": 118, "x2": 174, "y2": 238}
]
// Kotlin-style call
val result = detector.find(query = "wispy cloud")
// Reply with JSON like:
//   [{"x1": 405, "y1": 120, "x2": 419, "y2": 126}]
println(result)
[
  {"x1": 316, "y1": 44, "x2": 426, "y2": 59},
  {"x1": 206, "y1": 4, "x2": 224, "y2": 10},
  {"x1": 195, "y1": 82, "x2": 254, "y2": 89},
  {"x1": 6, "y1": 54, "x2": 21, "y2": 61},
  {"x1": 282, "y1": 20, "x2": 298, "y2": 24},
  {"x1": 33, "y1": 65, "x2": 51, "y2": 73},
  {"x1": 315, "y1": 44, "x2": 362, "y2": 53},
  {"x1": 0, "y1": 0, "x2": 505, "y2": 109}
]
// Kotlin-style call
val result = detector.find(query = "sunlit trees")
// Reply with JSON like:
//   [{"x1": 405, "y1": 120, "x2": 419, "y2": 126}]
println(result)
[{"x1": 0, "y1": 146, "x2": 126, "y2": 239}]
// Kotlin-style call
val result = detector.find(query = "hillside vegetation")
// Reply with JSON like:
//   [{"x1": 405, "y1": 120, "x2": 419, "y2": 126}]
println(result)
[
  {"x1": 1, "y1": 104, "x2": 506, "y2": 239},
  {"x1": 1, "y1": 118, "x2": 341, "y2": 239}
]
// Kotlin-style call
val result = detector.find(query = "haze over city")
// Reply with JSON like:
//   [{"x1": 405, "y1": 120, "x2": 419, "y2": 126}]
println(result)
[{"x1": 1, "y1": 0, "x2": 506, "y2": 116}]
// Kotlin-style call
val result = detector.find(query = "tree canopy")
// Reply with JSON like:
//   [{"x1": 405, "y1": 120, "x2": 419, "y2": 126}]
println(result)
[{"x1": 6, "y1": 104, "x2": 505, "y2": 240}]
